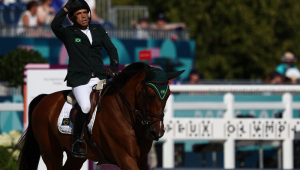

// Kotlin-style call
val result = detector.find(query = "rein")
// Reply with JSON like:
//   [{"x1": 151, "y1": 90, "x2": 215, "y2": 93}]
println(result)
[{"x1": 113, "y1": 78, "x2": 168, "y2": 139}]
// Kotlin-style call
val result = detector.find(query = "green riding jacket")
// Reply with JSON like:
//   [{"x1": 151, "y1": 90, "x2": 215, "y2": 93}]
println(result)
[{"x1": 51, "y1": 8, "x2": 119, "y2": 87}]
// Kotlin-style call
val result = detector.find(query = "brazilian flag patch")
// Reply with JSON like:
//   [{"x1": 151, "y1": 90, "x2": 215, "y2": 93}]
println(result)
[
  {"x1": 146, "y1": 83, "x2": 169, "y2": 102},
  {"x1": 75, "y1": 38, "x2": 81, "y2": 42},
  {"x1": 61, "y1": 118, "x2": 70, "y2": 125}
]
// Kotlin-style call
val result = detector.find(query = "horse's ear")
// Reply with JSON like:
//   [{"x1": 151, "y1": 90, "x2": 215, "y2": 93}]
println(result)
[
  {"x1": 144, "y1": 65, "x2": 155, "y2": 80},
  {"x1": 166, "y1": 70, "x2": 185, "y2": 80}
]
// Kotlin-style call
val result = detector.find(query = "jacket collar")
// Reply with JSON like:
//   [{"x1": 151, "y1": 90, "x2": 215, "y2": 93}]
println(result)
[
  {"x1": 70, "y1": 24, "x2": 97, "y2": 46},
  {"x1": 89, "y1": 25, "x2": 97, "y2": 46}
]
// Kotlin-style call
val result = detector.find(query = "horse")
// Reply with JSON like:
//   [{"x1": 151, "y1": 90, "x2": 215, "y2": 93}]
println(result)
[{"x1": 15, "y1": 62, "x2": 184, "y2": 170}]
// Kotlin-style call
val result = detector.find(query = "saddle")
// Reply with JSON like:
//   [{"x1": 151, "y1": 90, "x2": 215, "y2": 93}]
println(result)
[{"x1": 67, "y1": 79, "x2": 106, "y2": 124}]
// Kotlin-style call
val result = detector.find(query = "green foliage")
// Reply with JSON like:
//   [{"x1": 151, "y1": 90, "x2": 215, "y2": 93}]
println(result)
[
  {"x1": 110, "y1": 0, "x2": 300, "y2": 79},
  {"x1": 0, "y1": 147, "x2": 18, "y2": 170},
  {"x1": 0, "y1": 48, "x2": 48, "y2": 87}
]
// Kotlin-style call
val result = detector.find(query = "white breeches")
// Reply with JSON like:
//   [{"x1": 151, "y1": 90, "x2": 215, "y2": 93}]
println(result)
[{"x1": 72, "y1": 77, "x2": 100, "y2": 114}]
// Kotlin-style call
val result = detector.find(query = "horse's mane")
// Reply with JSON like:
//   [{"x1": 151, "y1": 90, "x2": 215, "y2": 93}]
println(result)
[{"x1": 104, "y1": 62, "x2": 150, "y2": 95}]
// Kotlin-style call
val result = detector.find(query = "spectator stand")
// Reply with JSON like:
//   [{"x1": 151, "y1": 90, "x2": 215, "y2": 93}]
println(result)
[{"x1": 0, "y1": 2, "x2": 26, "y2": 25}]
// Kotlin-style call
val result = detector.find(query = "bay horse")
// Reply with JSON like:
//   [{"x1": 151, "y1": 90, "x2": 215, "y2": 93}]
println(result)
[{"x1": 15, "y1": 62, "x2": 184, "y2": 170}]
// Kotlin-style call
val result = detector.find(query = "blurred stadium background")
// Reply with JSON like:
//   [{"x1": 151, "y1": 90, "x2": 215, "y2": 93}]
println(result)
[{"x1": 2, "y1": 0, "x2": 300, "y2": 169}]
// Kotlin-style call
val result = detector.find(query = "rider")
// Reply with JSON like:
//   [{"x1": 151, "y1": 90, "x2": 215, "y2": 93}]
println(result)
[
  {"x1": 51, "y1": 0, "x2": 119, "y2": 157},
  {"x1": 276, "y1": 51, "x2": 298, "y2": 76}
]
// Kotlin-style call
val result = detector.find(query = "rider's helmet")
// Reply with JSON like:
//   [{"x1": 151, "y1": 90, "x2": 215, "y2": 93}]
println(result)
[
  {"x1": 281, "y1": 51, "x2": 297, "y2": 62},
  {"x1": 68, "y1": 0, "x2": 91, "y2": 24}
]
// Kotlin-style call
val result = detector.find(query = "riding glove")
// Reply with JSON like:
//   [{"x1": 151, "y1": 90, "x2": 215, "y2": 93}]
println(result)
[
  {"x1": 108, "y1": 59, "x2": 119, "y2": 77},
  {"x1": 64, "y1": 0, "x2": 81, "y2": 10}
]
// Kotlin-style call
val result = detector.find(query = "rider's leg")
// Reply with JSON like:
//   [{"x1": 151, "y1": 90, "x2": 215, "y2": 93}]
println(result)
[
  {"x1": 71, "y1": 84, "x2": 92, "y2": 156},
  {"x1": 73, "y1": 77, "x2": 100, "y2": 113},
  {"x1": 71, "y1": 78, "x2": 100, "y2": 157},
  {"x1": 71, "y1": 106, "x2": 88, "y2": 156}
]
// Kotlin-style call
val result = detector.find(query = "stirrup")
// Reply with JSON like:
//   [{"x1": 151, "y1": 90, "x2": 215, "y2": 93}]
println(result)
[{"x1": 71, "y1": 139, "x2": 88, "y2": 158}]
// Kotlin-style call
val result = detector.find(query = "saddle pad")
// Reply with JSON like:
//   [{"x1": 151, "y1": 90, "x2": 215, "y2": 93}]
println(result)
[{"x1": 57, "y1": 101, "x2": 97, "y2": 134}]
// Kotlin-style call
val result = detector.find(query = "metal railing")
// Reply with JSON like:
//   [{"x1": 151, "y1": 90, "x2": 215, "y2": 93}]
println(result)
[
  {"x1": 95, "y1": 0, "x2": 149, "y2": 28},
  {"x1": 96, "y1": 0, "x2": 111, "y2": 21},
  {"x1": 109, "y1": 6, "x2": 149, "y2": 27},
  {"x1": 0, "y1": 25, "x2": 190, "y2": 40}
]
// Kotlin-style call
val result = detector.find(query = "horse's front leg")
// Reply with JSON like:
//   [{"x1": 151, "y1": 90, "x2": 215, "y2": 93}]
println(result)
[
  {"x1": 137, "y1": 156, "x2": 148, "y2": 170},
  {"x1": 116, "y1": 156, "x2": 140, "y2": 170},
  {"x1": 100, "y1": 134, "x2": 141, "y2": 170},
  {"x1": 107, "y1": 140, "x2": 140, "y2": 170}
]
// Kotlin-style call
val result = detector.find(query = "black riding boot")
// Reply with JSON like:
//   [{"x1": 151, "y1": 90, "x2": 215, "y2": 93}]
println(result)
[{"x1": 72, "y1": 107, "x2": 88, "y2": 157}]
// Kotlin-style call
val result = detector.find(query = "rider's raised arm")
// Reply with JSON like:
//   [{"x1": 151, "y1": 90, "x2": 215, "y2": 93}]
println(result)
[
  {"x1": 100, "y1": 25, "x2": 119, "y2": 65},
  {"x1": 51, "y1": 8, "x2": 68, "y2": 42}
]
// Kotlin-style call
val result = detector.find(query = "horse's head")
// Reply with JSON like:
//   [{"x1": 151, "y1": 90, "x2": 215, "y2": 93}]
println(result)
[{"x1": 135, "y1": 66, "x2": 184, "y2": 141}]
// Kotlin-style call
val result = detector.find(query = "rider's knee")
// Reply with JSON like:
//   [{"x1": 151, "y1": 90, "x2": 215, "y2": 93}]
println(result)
[{"x1": 81, "y1": 105, "x2": 91, "y2": 114}]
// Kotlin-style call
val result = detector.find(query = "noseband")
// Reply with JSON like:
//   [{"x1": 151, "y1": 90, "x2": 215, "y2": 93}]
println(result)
[{"x1": 113, "y1": 77, "x2": 168, "y2": 138}]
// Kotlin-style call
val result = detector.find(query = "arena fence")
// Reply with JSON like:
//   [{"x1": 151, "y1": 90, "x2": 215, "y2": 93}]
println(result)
[
  {"x1": 159, "y1": 85, "x2": 300, "y2": 169},
  {"x1": 0, "y1": 26, "x2": 190, "y2": 40}
]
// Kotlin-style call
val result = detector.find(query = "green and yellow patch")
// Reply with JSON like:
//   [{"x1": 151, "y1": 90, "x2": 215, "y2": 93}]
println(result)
[
  {"x1": 146, "y1": 83, "x2": 169, "y2": 102},
  {"x1": 75, "y1": 38, "x2": 81, "y2": 42},
  {"x1": 61, "y1": 118, "x2": 70, "y2": 125}
]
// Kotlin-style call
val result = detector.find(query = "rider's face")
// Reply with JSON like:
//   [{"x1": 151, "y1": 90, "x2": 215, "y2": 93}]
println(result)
[{"x1": 73, "y1": 9, "x2": 89, "y2": 27}]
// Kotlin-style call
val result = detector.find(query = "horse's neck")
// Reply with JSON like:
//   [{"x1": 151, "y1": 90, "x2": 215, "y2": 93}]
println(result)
[
  {"x1": 119, "y1": 73, "x2": 153, "y2": 149},
  {"x1": 120, "y1": 72, "x2": 145, "y2": 103},
  {"x1": 118, "y1": 73, "x2": 145, "y2": 124}
]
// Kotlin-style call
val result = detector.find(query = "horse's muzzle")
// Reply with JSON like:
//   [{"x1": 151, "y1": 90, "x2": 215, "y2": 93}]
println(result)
[
  {"x1": 149, "y1": 129, "x2": 165, "y2": 141},
  {"x1": 149, "y1": 130, "x2": 159, "y2": 141}
]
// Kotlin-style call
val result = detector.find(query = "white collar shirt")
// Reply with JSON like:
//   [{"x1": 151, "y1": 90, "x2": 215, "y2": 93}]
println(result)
[
  {"x1": 80, "y1": 26, "x2": 93, "y2": 44},
  {"x1": 79, "y1": 26, "x2": 95, "y2": 76}
]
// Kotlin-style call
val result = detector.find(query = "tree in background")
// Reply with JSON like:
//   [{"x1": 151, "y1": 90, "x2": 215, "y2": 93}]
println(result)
[
  {"x1": 111, "y1": 0, "x2": 300, "y2": 79},
  {"x1": 0, "y1": 48, "x2": 48, "y2": 87}
]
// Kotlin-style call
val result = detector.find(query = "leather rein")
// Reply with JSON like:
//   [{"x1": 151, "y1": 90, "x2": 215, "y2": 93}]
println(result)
[{"x1": 113, "y1": 78, "x2": 168, "y2": 139}]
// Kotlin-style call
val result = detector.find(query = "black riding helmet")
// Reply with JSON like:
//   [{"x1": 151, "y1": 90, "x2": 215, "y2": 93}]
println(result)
[{"x1": 68, "y1": 0, "x2": 91, "y2": 24}]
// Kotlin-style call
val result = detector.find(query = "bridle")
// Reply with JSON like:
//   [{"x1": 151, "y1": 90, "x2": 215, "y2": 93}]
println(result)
[{"x1": 113, "y1": 72, "x2": 168, "y2": 139}]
